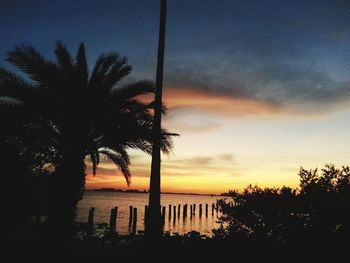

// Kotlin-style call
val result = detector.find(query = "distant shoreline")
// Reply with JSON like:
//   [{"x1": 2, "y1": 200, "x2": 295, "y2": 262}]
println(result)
[{"x1": 86, "y1": 188, "x2": 222, "y2": 197}]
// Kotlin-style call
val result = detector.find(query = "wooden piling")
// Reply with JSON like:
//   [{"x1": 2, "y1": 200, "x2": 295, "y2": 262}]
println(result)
[
  {"x1": 128, "y1": 206, "x2": 133, "y2": 227},
  {"x1": 132, "y1": 207, "x2": 137, "y2": 234},
  {"x1": 87, "y1": 207, "x2": 95, "y2": 236},
  {"x1": 173, "y1": 205, "x2": 176, "y2": 222},
  {"x1": 205, "y1": 203, "x2": 208, "y2": 217},
  {"x1": 212, "y1": 203, "x2": 215, "y2": 216},
  {"x1": 168, "y1": 204, "x2": 172, "y2": 221},
  {"x1": 193, "y1": 204, "x2": 196, "y2": 214},
  {"x1": 199, "y1": 204, "x2": 202, "y2": 217},
  {"x1": 177, "y1": 204, "x2": 181, "y2": 218},
  {"x1": 190, "y1": 205, "x2": 193, "y2": 217},
  {"x1": 109, "y1": 206, "x2": 118, "y2": 234},
  {"x1": 144, "y1": 205, "x2": 148, "y2": 226},
  {"x1": 161, "y1": 206, "x2": 166, "y2": 228}
]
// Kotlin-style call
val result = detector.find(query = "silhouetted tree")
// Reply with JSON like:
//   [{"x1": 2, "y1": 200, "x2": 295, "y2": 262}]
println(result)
[
  {"x1": 147, "y1": 0, "x2": 167, "y2": 239},
  {"x1": 0, "y1": 42, "x2": 175, "y2": 242},
  {"x1": 214, "y1": 164, "x2": 350, "y2": 248},
  {"x1": 299, "y1": 164, "x2": 350, "y2": 235}
]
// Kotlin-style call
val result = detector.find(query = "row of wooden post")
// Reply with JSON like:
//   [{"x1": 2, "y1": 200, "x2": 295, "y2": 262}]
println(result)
[
  {"x1": 86, "y1": 202, "x2": 219, "y2": 235},
  {"x1": 164, "y1": 203, "x2": 216, "y2": 221}
]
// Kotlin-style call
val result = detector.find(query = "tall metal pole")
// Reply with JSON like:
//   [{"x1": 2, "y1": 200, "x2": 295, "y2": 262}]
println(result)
[{"x1": 146, "y1": 0, "x2": 167, "y2": 239}]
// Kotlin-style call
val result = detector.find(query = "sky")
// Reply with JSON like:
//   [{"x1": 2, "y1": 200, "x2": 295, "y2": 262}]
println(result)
[{"x1": 1, "y1": 0, "x2": 350, "y2": 193}]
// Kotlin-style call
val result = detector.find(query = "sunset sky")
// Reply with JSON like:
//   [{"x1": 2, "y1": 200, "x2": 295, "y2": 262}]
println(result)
[{"x1": 1, "y1": 0, "x2": 350, "y2": 193}]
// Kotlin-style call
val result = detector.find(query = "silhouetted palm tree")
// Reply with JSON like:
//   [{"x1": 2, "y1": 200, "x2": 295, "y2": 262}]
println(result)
[
  {"x1": 147, "y1": 0, "x2": 167, "y2": 238},
  {"x1": 0, "y1": 42, "x2": 175, "y2": 242}
]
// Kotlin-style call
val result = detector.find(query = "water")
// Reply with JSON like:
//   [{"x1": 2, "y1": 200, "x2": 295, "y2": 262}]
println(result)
[{"x1": 76, "y1": 191, "x2": 222, "y2": 236}]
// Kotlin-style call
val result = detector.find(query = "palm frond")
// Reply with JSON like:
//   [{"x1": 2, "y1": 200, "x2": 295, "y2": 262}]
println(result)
[
  {"x1": 125, "y1": 140, "x2": 153, "y2": 154},
  {"x1": 99, "y1": 148, "x2": 131, "y2": 185},
  {"x1": 89, "y1": 53, "x2": 129, "y2": 94},
  {"x1": 89, "y1": 151, "x2": 99, "y2": 176},
  {"x1": 111, "y1": 81, "x2": 155, "y2": 101},
  {"x1": 102, "y1": 59, "x2": 131, "y2": 92},
  {"x1": 0, "y1": 67, "x2": 45, "y2": 106},
  {"x1": 89, "y1": 53, "x2": 121, "y2": 81},
  {"x1": 86, "y1": 138, "x2": 100, "y2": 176},
  {"x1": 160, "y1": 129, "x2": 179, "y2": 154},
  {"x1": 6, "y1": 44, "x2": 59, "y2": 87},
  {"x1": 76, "y1": 43, "x2": 88, "y2": 85},
  {"x1": 99, "y1": 108, "x2": 177, "y2": 156},
  {"x1": 107, "y1": 145, "x2": 130, "y2": 165},
  {"x1": 0, "y1": 67, "x2": 33, "y2": 93},
  {"x1": 54, "y1": 41, "x2": 74, "y2": 73},
  {"x1": 146, "y1": 101, "x2": 168, "y2": 114},
  {"x1": 110, "y1": 99, "x2": 155, "y2": 123}
]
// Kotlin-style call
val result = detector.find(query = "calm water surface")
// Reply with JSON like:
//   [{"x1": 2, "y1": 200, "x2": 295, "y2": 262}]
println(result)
[{"x1": 77, "y1": 191, "x2": 223, "y2": 236}]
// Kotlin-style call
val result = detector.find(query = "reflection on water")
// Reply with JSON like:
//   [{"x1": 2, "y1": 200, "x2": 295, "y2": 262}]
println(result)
[{"x1": 77, "y1": 191, "x2": 222, "y2": 236}]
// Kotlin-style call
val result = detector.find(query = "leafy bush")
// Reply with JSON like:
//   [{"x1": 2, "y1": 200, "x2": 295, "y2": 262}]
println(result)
[{"x1": 214, "y1": 164, "x2": 350, "y2": 247}]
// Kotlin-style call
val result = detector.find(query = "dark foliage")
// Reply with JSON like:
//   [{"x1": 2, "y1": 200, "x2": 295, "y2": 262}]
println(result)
[
  {"x1": 0, "y1": 41, "x2": 177, "y2": 243},
  {"x1": 214, "y1": 164, "x2": 350, "y2": 248}
]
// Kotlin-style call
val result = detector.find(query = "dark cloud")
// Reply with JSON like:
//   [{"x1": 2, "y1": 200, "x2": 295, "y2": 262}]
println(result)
[
  {"x1": 161, "y1": 0, "x2": 350, "y2": 115},
  {"x1": 2, "y1": 0, "x2": 350, "y2": 117},
  {"x1": 164, "y1": 50, "x2": 350, "y2": 115}
]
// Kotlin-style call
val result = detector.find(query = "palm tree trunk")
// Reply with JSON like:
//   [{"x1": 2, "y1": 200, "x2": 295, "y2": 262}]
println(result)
[
  {"x1": 146, "y1": 0, "x2": 167, "y2": 239},
  {"x1": 47, "y1": 146, "x2": 86, "y2": 243}
]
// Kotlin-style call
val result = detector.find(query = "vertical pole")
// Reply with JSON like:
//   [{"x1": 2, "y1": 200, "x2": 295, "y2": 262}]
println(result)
[
  {"x1": 129, "y1": 205, "x2": 133, "y2": 228},
  {"x1": 132, "y1": 207, "x2": 138, "y2": 234},
  {"x1": 115, "y1": 206, "x2": 118, "y2": 232},
  {"x1": 87, "y1": 207, "x2": 95, "y2": 237},
  {"x1": 144, "y1": 205, "x2": 149, "y2": 227},
  {"x1": 205, "y1": 204, "x2": 208, "y2": 217},
  {"x1": 146, "y1": 0, "x2": 167, "y2": 239},
  {"x1": 199, "y1": 204, "x2": 202, "y2": 217},
  {"x1": 161, "y1": 206, "x2": 166, "y2": 228},
  {"x1": 109, "y1": 207, "x2": 117, "y2": 234},
  {"x1": 168, "y1": 204, "x2": 172, "y2": 221}
]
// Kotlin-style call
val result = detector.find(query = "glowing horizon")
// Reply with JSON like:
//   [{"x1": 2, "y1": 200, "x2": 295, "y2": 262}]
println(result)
[{"x1": 85, "y1": 86, "x2": 350, "y2": 194}]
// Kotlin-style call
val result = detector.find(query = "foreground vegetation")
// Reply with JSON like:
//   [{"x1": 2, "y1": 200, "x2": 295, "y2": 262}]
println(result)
[
  {"x1": 0, "y1": 41, "x2": 175, "y2": 243},
  {"x1": 214, "y1": 164, "x2": 350, "y2": 247}
]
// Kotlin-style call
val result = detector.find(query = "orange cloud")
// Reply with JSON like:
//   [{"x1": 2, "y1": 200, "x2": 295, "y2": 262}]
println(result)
[
  {"x1": 141, "y1": 86, "x2": 337, "y2": 121},
  {"x1": 163, "y1": 86, "x2": 282, "y2": 117},
  {"x1": 139, "y1": 86, "x2": 282, "y2": 118}
]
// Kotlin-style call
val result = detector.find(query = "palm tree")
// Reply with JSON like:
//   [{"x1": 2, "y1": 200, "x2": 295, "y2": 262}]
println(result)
[
  {"x1": 0, "y1": 42, "x2": 175, "y2": 242},
  {"x1": 146, "y1": 0, "x2": 167, "y2": 238}
]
